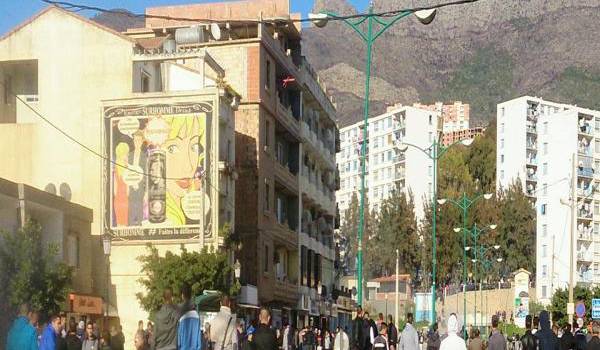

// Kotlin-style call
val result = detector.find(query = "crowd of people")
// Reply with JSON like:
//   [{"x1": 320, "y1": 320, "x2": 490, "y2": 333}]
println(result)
[{"x1": 5, "y1": 303, "x2": 126, "y2": 350}]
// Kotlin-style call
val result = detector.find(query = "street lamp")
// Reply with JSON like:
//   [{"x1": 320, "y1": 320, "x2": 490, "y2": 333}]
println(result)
[
  {"x1": 309, "y1": 1, "x2": 437, "y2": 308},
  {"x1": 102, "y1": 234, "x2": 111, "y2": 325},
  {"x1": 471, "y1": 246, "x2": 503, "y2": 329},
  {"x1": 234, "y1": 259, "x2": 241, "y2": 280},
  {"x1": 398, "y1": 137, "x2": 474, "y2": 325},
  {"x1": 438, "y1": 195, "x2": 494, "y2": 336}
]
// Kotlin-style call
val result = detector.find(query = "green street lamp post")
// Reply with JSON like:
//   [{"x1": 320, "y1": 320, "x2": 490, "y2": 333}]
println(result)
[
  {"x1": 470, "y1": 247, "x2": 503, "y2": 330},
  {"x1": 399, "y1": 138, "x2": 474, "y2": 324},
  {"x1": 438, "y1": 192, "x2": 493, "y2": 336},
  {"x1": 463, "y1": 224, "x2": 498, "y2": 327},
  {"x1": 310, "y1": 2, "x2": 437, "y2": 306}
]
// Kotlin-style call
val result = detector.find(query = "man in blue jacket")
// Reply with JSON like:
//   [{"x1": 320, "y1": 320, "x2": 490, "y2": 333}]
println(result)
[
  {"x1": 39, "y1": 314, "x2": 61, "y2": 350},
  {"x1": 6, "y1": 304, "x2": 38, "y2": 350},
  {"x1": 178, "y1": 283, "x2": 202, "y2": 350}
]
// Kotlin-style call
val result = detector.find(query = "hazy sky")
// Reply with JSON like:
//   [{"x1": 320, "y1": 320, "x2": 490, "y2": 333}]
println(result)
[{"x1": 0, "y1": 0, "x2": 373, "y2": 36}]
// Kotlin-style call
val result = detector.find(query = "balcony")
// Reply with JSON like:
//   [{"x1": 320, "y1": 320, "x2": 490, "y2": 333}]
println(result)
[
  {"x1": 526, "y1": 157, "x2": 537, "y2": 167},
  {"x1": 577, "y1": 252, "x2": 593, "y2": 263},
  {"x1": 526, "y1": 142, "x2": 537, "y2": 151},
  {"x1": 578, "y1": 208, "x2": 593, "y2": 220},
  {"x1": 299, "y1": 57, "x2": 336, "y2": 122},
  {"x1": 578, "y1": 167, "x2": 594, "y2": 179},
  {"x1": 300, "y1": 168, "x2": 336, "y2": 215},
  {"x1": 578, "y1": 232, "x2": 593, "y2": 242},
  {"x1": 526, "y1": 173, "x2": 538, "y2": 182},
  {"x1": 301, "y1": 122, "x2": 336, "y2": 170},
  {"x1": 579, "y1": 120, "x2": 592, "y2": 136},
  {"x1": 274, "y1": 279, "x2": 298, "y2": 304},
  {"x1": 526, "y1": 125, "x2": 537, "y2": 134},
  {"x1": 276, "y1": 101, "x2": 300, "y2": 138}
]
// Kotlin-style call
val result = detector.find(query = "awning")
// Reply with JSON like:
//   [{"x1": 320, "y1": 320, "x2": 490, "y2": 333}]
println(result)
[{"x1": 237, "y1": 303, "x2": 260, "y2": 309}]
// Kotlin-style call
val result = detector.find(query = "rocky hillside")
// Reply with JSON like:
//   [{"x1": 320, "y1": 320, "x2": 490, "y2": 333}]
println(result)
[{"x1": 303, "y1": 0, "x2": 600, "y2": 126}]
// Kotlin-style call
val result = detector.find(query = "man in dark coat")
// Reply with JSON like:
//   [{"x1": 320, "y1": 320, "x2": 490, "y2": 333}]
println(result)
[
  {"x1": 252, "y1": 308, "x2": 278, "y2": 350},
  {"x1": 537, "y1": 311, "x2": 559, "y2": 350},
  {"x1": 521, "y1": 315, "x2": 538, "y2": 350},
  {"x1": 152, "y1": 288, "x2": 178, "y2": 350},
  {"x1": 560, "y1": 324, "x2": 575, "y2": 350}
]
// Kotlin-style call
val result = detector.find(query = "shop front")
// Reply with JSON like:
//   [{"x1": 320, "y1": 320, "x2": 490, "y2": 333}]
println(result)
[{"x1": 67, "y1": 293, "x2": 118, "y2": 331}]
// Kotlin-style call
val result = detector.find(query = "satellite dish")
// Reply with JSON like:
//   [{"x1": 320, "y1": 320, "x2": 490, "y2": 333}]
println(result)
[
  {"x1": 210, "y1": 23, "x2": 221, "y2": 40},
  {"x1": 44, "y1": 183, "x2": 57, "y2": 195},
  {"x1": 59, "y1": 183, "x2": 72, "y2": 201}
]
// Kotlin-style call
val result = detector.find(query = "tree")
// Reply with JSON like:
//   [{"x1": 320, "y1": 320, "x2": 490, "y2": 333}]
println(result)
[
  {"x1": 338, "y1": 192, "x2": 374, "y2": 276},
  {"x1": 136, "y1": 245, "x2": 234, "y2": 313},
  {"x1": 549, "y1": 286, "x2": 600, "y2": 326},
  {"x1": 365, "y1": 190, "x2": 419, "y2": 279},
  {"x1": 466, "y1": 128, "x2": 497, "y2": 193},
  {"x1": 0, "y1": 221, "x2": 72, "y2": 321}
]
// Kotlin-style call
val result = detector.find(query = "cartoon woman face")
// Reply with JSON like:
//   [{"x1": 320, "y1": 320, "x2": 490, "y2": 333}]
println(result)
[{"x1": 161, "y1": 116, "x2": 204, "y2": 200}]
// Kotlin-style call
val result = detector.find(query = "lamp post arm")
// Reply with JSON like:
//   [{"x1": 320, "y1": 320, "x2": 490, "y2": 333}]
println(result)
[
  {"x1": 372, "y1": 12, "x2": 412, "y2": 41},
  {"x1": 443, "y1": 197, "x2": 464, "y2": 210},
  {"x1": 400, "y1": 141, "x2": 434, "y2": 159},
  {"x1": 320, "y1": 11, "x2": 369, "y2": 43},
  {"x1": 437, "y1": 138, "x2": 466, "y2": 159}
]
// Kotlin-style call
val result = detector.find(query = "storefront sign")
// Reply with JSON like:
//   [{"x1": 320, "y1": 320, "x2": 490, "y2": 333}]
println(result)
[{"x1": 70, "y1": 294, "x2": 103, "y2": 315}]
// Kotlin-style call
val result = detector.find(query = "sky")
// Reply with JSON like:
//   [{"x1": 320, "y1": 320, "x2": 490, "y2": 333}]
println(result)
[{"x1": 0, "y1": 0, "x2": 372, "y2": 36}]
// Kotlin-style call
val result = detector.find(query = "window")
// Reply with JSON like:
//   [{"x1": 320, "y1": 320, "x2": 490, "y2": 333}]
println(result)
[
  {"x1": 387, "y1": 117, "x2": 392, "y2": 129},
  {"x1": 429, "y1": 132, "x2": 433, "y2": 142},
  {"x1": 429, "y1": 115, "x2": 433, "y2": 125},
  {"x1": 264, "y1": 180, "x2": 270, "y2": 212},
  {"x1": 543, "y1": 142, "x2": 548, "y2": 155},
  {"x1": 595, "y1": 223, "x2": 599, "y2": 235},
  {"x1": 265, "y1": 120, "x2": 271, "y2": 149},
  {"x1": 66, "y1": 234, "x2": 79, "y2": 268},
  {"x1": 541, "y1": 203, "x2": 547, "y2": 215},
  {"x1": 501, "y1": 154, "x2": 504, "y2": 163},
  {"x1": 374, "y1": 121, "x2": 379, "y2": 132},
  {"x1": 500, "y1": 123, "x2": 504, "y2": 134},
  {"x1": 542, "y1": 286, "x2": 547, "y2": 298},
  {"x1": 501, "y1": 107, "x2": 505, "y2": 117},
  {"x1": 141, "y1": 70, "x2": 151, "y2": 92},
  {"x1": 596, "y1": 139, "x2": 600, "y2": 154},
  {"x1": 543, "y1": 183, "x2": 548, "y2": 196},
  {"x1": 387, "y1": 151, "x2": 392, "y2": 161},
  {"x1": 500, "y1": 139, "x2": 504, "y2": 149},
  {"x1": 380, "y1": 153, "x2": 384, "y2": 163},
  {"x1": 596, "y1": 118, "x2": 600, "y2": 133},
  {"x1": 543, "y1": 163, "x2": 548, "y2": 175},
  {"x1": 265, "y1": 59, "x2": 272, "y2": 90},
  {"x1": 542, "y1": 265, "x2": 547, "y2": 278},
  {"x1": 542, "y1": 245, "x2": 547, "y2": 258},
  {"x1": 428, "y1": 166, "x2": 432, "y2": 176},
  {"x1": 542, "y1": 224, "x2": 547, "y2": 237},
  {"x1": 543, "y1": 122, "x2": 548, "y2": 134},
  {"x1": 500, "y1": 170, "x2": 504, "y2": 179},
  {"x1": 264, "y1": 245, "x2": 269, "y2": 272},
  {"x1": 595, "y1": 201, "x2": 599, "y2": 216}
]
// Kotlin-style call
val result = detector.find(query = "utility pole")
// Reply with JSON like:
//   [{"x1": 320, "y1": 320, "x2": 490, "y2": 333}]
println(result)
[
  {"x1": 395, "y1": 249, "x2": 399, "y2": 325},
  {"x1": 568, "y1": 154, "x2": 576, "y2": 326}
]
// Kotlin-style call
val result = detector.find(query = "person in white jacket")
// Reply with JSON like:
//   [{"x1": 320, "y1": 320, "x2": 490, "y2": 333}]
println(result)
[
  {"x1": 439, "y1": 314, "x2": 466, "y2": 350},
  {"x1": 334, "y1": 327, "x2": 350, "y2": 350},
  {"x1": 399, "y1": 313, "x2": 419, "y2": 350}
]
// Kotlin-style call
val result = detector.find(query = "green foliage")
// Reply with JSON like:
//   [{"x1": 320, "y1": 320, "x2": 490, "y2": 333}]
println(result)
[
  {"x1": 427, "y1": 46, "x2": 516, "y2": 120},
  {"x1": 365, "y1": 190, "x2": 418, "y2": 279},
  {"x1": 549, "y1": 286, "x2": 600, "y2": 326},
  {"x1": 528, "y1": 301, "x2": 546, "y2": 317},
  {"x1": 545, "y1": 67, "x2": 600, "y2": 111},
  {"x1": 0, "y1": 221, "x2": 73, "y2": 321},
  {"x1": 136, "y1": 245, "x2": 234, "y2": 313},
  {"x1": 338, "y1": 192, "x2": 375, "y2": 276}
]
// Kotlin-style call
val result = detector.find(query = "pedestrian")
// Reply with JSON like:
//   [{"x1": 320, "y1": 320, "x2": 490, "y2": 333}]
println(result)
[
  {"x1": 386, "y1": 315, "x2": 398, "y2": 350},
  {"x1": 59, "y1": 318, "x2": 82, "y2": 350},
  {"x1": 77, "y1": 320, "x2": 86, "y2": 340},
  {"x1": 100, "y1": 330, "x2": 112, "y2": 350},
  {"x1": 6, "y1": 303, "x2": 38, "y2": 350},
  {"x1": 533, "y1": 316, "x2": 540, "y2": 336},
  {"x1": 242, "y1": 326, "x2": 255, "y2": 350},
  {"x1": 209, "y1": 295, "x2": 237, "y2": 350},
  {"x1": 353, "y1": 307, "x2": 365, "y2": 350},
  {"x1": 301, "y1": 324, "x2": 317, "y2": 350},
  {"x1": 324, "y1": 330, "x2": 333, "y2": 350},
  {"x1": 152, "y1": 287, "x2": 178, "y2": 350},
  {"x1": 110, "y1": 325, "x2": 125, "y2": 350},
  {"x1": 334, "y1": 327, "x2": 350, "y2": 350},
  {"x1": 488, "y1": 315, "x2": 507, "y2": 350},
  {"x1": 536, "y1": 311, "x2": 559, "y2": 350},
  {"x1": 587, "y1": 322, "x2": 600, "y2": 350},
  {"x1": 39, "y1": 314, "x2": 61, "y2": 350},
  {"x1": 467, "y1": 328, "x2": 483, "y2": 350},
  {"x1": 283, "y1": 322, "x2": 295, "y2": 350},
  {"x1": 521, "y1": 315, "x2": 538, "y2": 350},
  {"x1": 252, "y1": 308, "x2": 278, "y2": 350},
  {"x1": 399, "y1": 313, "x2": 419, "y2": 350},
  {"x1": 135, "y1": 330, "x2": 150, "y2": 350},
  {"x1": 82, "y1": 321, "x2": 100, "y2": 350},
  {"x1": 561, "y1": 324, "x2": 575, "y2": 350},
  {"x1": 426, "y1": 323, "x2": 440, "y2": 350},
  {"x1": 146, "y1": 322, "x2": 154, "y2": 349},
  {"x1": 575, "y1": 319, "x2": 587, "y2": 350},
  {"x1": 56, "y1": 317, "x2": 67, "y2": 350},
  {"x1": 376, "y1": 314, "x2": 385, "y2": 331},
  {"x1": 178, "y1": 283, "x2": 202, "y2": 350},
  {"x1": 365, "y1": 313, "x2": 378, "y2": 346},
  {"x1": 373, "y1": 322, "x2": 389, "y2": 350},
  {"x1": 439, "y1": 314, "x2": 466, "y2": 350}
]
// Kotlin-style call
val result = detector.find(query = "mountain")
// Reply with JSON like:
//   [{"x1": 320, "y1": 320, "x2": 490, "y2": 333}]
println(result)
[
  {"x1": 91, "y1": 9, "x2": 144, "y2": 32},
  {"x1": 303, "y1": 0, "x2": 600, "y2": 127}
]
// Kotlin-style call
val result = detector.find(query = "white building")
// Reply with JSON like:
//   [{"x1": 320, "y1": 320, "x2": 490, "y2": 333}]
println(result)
[
  {"x1": 496, "y1": 96, "x2": 600, "y2": 304},
  {"x1": 337, "y1": 105, "x2": 441, "y2": 224}
]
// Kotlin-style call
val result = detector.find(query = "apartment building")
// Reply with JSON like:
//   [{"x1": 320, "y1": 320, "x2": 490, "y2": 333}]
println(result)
[
  {"x1": 496, "y1": 96, "x2": 600, "y2": 304},
  {"x1": 442, "y1": 126, "x2": 485, "y2": 146},
  {"x1": 143, "y1": 0, "x2": 339, "y2": 327},
  {"x1": 337, "y1": 105, "x2": 441, "y2": 224},
  {"x1": 413, "y1": 101, "x2": 470, "y2": 133},
  {"x1": 0, "y1": 6, "x2": 238, "y2": 337}
]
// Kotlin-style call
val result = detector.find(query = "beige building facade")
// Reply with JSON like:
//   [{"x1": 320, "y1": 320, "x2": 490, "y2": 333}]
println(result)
[{"x1": 0, "y1": 6, "x2": 238, "y2": 343}]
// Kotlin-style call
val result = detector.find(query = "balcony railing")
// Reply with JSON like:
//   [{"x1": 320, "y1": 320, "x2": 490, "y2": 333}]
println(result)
[
  {"x1": 577, "y1": 252, "x2": 593, "y2": 262},
  {"x1": 579, "y1": 122, "x2": 592, "y2": 135},
  {"x1": 578, "y1": 168, "x2": 594, "y2": 178},
  {"x1": 527, "y1": 174, "x2": 538, "y2": 181},
  {"x1": 526, "y1": 125, "x2": 537, "y2": 134}
]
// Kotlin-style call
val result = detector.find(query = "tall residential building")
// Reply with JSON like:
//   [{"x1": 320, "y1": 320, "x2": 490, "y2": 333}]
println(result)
[
  {"x1": 0, "y1": 5, "x2": 238, "y2": 338},
  {"x1": 413, "y1": 101, "x2": 470, "y2": 133},
  {"x1": 337, "y1": 105, "x2": 441, "y2": 224},
  {"x1": 442, "y1": 126, "x2": 485, "y2": 146},
  {"x1": 496, "y1": 96, "x2": 600, "y2": 304},
  {"x1": 145, "y1": 0, "x2": 340, "y2": 327}
]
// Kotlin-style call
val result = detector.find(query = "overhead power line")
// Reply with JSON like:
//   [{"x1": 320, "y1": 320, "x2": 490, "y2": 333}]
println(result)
[{"x1": 41, "y1": 0, "x2": 483, "y2": 24}]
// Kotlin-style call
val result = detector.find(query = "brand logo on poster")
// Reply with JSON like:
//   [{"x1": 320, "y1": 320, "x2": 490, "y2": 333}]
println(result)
[{"x1": 104, "y1": 102, "x2": 213, "y2": 239}]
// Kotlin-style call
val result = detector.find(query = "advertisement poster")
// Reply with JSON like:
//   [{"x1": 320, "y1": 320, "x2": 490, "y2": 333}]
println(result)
[
  {"x1": 104, "y1": 102, "x2": 212, "y2": 239},
  {"x1": 513, "y1": 269, "x2": 531, "y2": 328}
]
